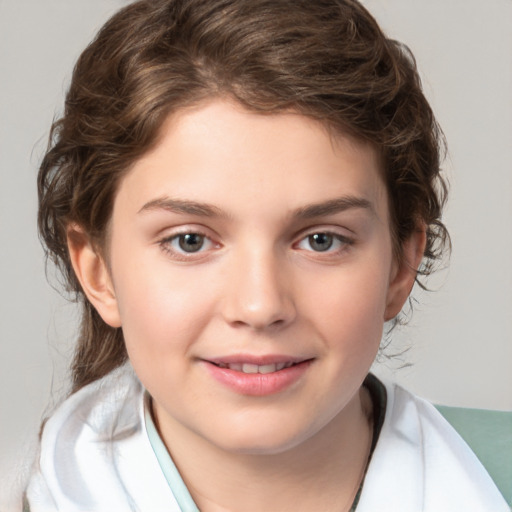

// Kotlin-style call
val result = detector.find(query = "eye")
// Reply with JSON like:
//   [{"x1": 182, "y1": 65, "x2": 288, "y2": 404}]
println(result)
[
  {"x1": 159, "y1": 231, "x2": 217, "y2": 259},
  {"x1": 296, "y1": 232, "x2": 351, "y2": 253},
  {"x1": 306, "y1": 233, "x2": 334, "y2": 252},
  {"x1": 176, "y1": 233, "x2": 207, "y2": 253}
]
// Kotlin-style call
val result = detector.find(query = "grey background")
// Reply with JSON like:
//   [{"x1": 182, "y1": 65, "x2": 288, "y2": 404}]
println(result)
[{"x1": 1, "y1": 0, "x2": 511, "y2": 507}]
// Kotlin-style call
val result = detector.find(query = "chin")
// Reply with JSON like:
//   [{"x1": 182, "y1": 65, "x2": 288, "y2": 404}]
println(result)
[{"x1": 203, "y1": 419, "x2": 318, "y2": 456}]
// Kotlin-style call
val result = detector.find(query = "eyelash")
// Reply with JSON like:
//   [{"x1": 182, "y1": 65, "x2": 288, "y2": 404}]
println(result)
[
  {"x1": 157, "y1": 229, "x2": 354, "y2": 261},
  {"x1": 295, "y1": 231, "x2": 354, "y2": 255},
  {"x1": 158, "y1": 230, "x2": 217, "y2": 261}
]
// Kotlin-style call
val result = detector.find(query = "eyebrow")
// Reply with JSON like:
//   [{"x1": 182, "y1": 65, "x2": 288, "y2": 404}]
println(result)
[
  {"x1": 138, "y1": 197, "x2": 226, "y2": 217},
  {"x1": 293, "y1": 196, "x2": 374, "y2": 219},
  {"x1": 138, "y1": 195, "x2": 374, "y2": 219}
]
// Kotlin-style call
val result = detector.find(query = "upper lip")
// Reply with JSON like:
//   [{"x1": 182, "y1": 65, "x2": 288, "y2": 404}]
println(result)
[{"x1": 204, "y1": 354, "x2": 312, "y2": 366}]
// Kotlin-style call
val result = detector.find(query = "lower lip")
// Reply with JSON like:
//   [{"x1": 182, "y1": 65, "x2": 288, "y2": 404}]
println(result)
[{"x1": 203, "y1": 360, "x2": 312, "y2": 396}]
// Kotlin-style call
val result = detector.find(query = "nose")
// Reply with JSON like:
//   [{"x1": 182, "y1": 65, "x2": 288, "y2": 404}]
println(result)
[{"x1": 221, "y1": 247, "x2": 296, "y2": 330}]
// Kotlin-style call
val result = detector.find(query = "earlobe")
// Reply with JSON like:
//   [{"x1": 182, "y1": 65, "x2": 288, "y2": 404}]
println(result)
[
  {"x1": 384, "y1": 227, "x2": 427, "y2": 321},
  {"x1": 67, "y1": 225, "x2": 122, "y2": 328}
]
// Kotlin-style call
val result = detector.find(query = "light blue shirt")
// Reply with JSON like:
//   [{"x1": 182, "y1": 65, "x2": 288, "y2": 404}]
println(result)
[{"x1": 144, "y1": 399, "x2": 200, "y2": 512}]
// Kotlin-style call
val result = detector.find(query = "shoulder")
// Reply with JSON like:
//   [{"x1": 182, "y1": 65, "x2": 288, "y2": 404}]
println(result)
[
  {"x1": 38, "y1": 363, "x2": 144, "y2": 455},
  {"x1": 25, "y1": 364, "x2": 178, "y2": 511},
  {"x1": 357, "y1": 377, "x2": 509, "y2": 512}
]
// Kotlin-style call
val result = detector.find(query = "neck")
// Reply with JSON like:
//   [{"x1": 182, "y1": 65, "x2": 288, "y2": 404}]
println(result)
[{"x1": 154, "y1": 387, "x2": 374, "y2": 512}]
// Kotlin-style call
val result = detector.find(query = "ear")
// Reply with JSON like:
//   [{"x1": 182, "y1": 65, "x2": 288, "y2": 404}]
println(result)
[
  {"x1": 384, "y1": 227, "x2": 427, "y2": 321},
  {"x1": 67, "y1": 225, "x2": 122, "y2": 328}
]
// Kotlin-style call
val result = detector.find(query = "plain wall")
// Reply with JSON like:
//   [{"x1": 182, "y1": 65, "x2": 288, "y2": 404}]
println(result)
[{"x1": 1, "y1": 0, "x2": 511, "y2": 506}]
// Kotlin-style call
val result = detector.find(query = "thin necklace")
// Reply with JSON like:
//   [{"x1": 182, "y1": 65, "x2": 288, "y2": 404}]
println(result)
[{"x1": 348, "y1": 387, "x2": 374, "y2": 512}]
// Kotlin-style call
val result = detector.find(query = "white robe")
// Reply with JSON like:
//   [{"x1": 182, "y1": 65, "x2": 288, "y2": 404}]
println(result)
[{"x1": 26, "y1": 365, "x2": 508, "y2": 512}]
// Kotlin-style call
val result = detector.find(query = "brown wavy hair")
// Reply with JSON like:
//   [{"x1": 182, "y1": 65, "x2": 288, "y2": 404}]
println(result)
[{"x1": 38, "y1": 0, "x2": 449, "y2": 393}]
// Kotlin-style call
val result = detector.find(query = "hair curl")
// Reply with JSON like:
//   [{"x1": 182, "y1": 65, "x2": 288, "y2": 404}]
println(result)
[{"x1": 38, "y1": 0, "x2": 449, "y2": 393}]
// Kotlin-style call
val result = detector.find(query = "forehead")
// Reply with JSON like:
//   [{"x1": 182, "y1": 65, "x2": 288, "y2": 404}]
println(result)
[{"x1": 114, "y1": 99, "x2": 388, "y2": 224}]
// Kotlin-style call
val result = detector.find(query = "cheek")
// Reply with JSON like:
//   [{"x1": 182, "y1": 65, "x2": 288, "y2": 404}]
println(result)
[
  {"x1": 111, "y1": 252, "x2": 215, "y2": 362},
  {"x1": 300, "y1": 257, "x2": 391, "y2": 352}
]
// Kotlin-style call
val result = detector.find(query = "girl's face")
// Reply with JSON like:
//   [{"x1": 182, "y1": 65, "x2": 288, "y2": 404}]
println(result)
[{"x1": 87, "y1": 99, "x2": 419, "y2": 454}]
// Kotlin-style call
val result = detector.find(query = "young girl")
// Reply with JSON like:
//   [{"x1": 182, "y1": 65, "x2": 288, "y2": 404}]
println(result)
[{"x1": 25, "y1": 0, "x2": 508, "y2": 510}]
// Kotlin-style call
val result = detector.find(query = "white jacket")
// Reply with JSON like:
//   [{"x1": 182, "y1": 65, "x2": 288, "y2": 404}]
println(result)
[{"x1": 26, "y1": 365, "x2": 508, "y2": 511}]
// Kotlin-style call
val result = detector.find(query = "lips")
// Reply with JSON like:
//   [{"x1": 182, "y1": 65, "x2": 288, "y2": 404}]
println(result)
[
  {"x1": 212, "y1": 362, "x2": 296, "y2": 373},
  {"x1": 203, "y1": 356, "x2": 312, "y2": 396}
]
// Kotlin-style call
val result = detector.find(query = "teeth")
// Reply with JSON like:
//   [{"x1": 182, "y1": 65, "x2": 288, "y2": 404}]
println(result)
[
  {"x1": 242, "y1": 363, "x2": 259, "y2": 374},
  {"x1": 220, "y1": 362, "x2": 296, "y2": 373},
  {"x1": 258, "y1": 364, "x2": 277, "y2": 374}
]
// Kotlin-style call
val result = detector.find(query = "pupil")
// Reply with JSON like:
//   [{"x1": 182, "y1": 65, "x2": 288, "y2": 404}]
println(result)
[
  {"x1": 309, "y1": 233, "x2": 333, "y2": 252},
  {"x1": 179, "y1": 233, "x2": 204, "y2": 252}
]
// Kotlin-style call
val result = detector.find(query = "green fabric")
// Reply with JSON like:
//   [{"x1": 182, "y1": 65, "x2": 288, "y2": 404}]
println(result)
[{"x1": 435, "y1": 405, "x2": 512, "y2": 507}]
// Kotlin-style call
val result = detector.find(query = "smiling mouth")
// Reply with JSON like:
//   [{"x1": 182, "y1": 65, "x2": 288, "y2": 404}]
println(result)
[
  {"x1": 212, "y1": 362, "x2": 297, "y2": 374},
  {"x1": 205, "y1": 358, "x2": 313, "y2": 395}
]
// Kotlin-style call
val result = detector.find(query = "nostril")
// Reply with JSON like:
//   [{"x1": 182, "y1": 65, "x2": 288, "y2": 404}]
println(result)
[{"x1": 229, "y1": 317, "x2": 286, "y2": 329}]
